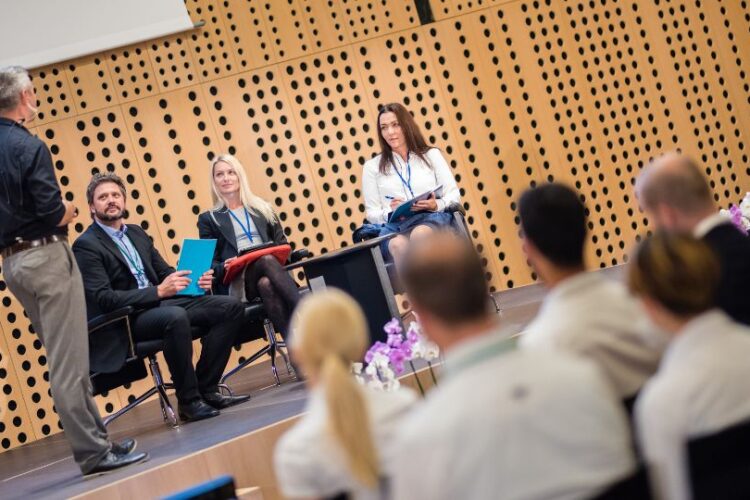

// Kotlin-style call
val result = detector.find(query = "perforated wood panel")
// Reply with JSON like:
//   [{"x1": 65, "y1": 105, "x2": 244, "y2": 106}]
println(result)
[{"x1": 2, "y1": 0, "x2": 750, "y2": 452}]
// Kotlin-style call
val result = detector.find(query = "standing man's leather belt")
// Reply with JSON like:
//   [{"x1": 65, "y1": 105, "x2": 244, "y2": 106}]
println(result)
[{"x1": 1, "y1": 234, "x2": 67, "y2": 259}]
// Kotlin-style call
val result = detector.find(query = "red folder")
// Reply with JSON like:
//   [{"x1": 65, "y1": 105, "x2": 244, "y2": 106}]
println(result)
[{"x1": 222, "y1": 244, "x2": 292, "y2": 285}]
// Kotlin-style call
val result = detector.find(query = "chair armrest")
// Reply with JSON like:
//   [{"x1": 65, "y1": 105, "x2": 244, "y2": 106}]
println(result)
[
  {"x1": 444, "y1": 201, "x2": 466, "y2": 215},
  {"x1": 88, "y1": 306, "x2": 135, "y2": 333},
  {"x1": 88, "y1": 306, "x2": 138, "y2": 361},
  {"x1": 289, "y1": 248, "x2": 311, "y2": 263}
]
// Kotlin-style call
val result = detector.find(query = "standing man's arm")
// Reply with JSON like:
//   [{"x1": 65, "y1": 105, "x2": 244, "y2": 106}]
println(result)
[{"x1": 22, "y1": 138, "x2": 74, "y2": 226}]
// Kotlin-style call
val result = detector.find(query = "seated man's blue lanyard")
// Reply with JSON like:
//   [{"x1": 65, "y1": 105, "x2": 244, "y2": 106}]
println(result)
[
  {"x1": 393, "y1": 152, "x2": 414, "y2": 198},
  {"x1": 229, "y1": 207, "x2": 254, "y2": 244},
  {"x1": 112, "y1": 233, "x2": 149, "y2": 288}
]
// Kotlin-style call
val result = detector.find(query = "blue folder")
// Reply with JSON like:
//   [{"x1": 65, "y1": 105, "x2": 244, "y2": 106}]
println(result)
[
  {"x1": 388, "y1": 185, "x2": 444, "y2": 223},
  {"x1": 175, "y1": 239, "x2": 217, "y2": 296}
]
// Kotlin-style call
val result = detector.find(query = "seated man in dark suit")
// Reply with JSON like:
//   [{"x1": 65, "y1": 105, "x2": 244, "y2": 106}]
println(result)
[
  {"x1": 72, "y1": 172, "x2": 249, "y2": 422},
  {"x1": 636, "y1": 152, "x2": 750, "y2": 325}
]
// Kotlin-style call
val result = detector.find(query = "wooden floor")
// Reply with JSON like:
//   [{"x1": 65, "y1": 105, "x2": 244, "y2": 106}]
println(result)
[
  {"x1": 0, "y1": 362, "x2": 304, "y2": 500},
  {"x1": 0, "y1": 265, "x2": 624, "y2": 500}
]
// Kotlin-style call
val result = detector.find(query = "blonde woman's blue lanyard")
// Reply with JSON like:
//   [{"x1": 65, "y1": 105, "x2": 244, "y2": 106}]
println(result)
[
  {"x1": 228, "y1": 207, "x2": 254, "y2": 243},
  {"x1": 113, "y1": 233, "x2": 149, "y2": 288},
  {"x1": 393, "y1": 153, "x2": 414, "y2": 198}
]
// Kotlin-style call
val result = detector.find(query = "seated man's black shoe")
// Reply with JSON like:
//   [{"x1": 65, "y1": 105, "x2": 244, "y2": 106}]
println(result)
[
  {"x1": 84, "y1": 451, "x2": 148, "y2": 477},
  {"x1": 178, "y1": 399, "x2": 220, "y2": 422},
  {"x1": 111, "y1": 438, "x2": 137, "y2": 456},
  {"x1": 202, "y1": 392, "x2": 251, "y2": 410}
]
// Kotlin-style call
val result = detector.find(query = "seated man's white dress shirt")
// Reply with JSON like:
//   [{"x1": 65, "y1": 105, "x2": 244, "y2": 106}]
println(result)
[
  {"x1": 275, "y1": 386, "x2": 416, "y2": 500},
  {"x1": 520, "y1": 271, "x2": 663, "y2": 400},
  {"x1": 636, "y1": 310, "x2": 750, "y2": 500},
  {"x1": 391, "y1": 329, "x2": 635, "y2": 500}
]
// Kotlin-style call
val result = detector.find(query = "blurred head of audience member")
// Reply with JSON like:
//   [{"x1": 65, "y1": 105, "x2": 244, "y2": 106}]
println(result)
[
  {"x1": 635, "y1": 152, "x2": 715, "y2": 232},
  {"x1": 628, "y1": 231, "x2": 719, "y2": 335},
  {"x1": 289, "y1": 289, "x2": 378, "y2": 488},
  {"x1": 401, "y1": 230, "x2": 495, "y2": 351},
  {"x1": 518, "y1": 183, "x2": 587, "y2": 287}
]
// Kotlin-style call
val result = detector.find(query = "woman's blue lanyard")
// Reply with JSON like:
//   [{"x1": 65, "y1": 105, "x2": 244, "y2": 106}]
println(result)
[
  {"x1": 393, "y1": 153, "x2": 414, "y2": 198},
  {"x1": 113, "y1": 234, "x2": 148, "y2": 286},
  {"x1": 228, "y1": 207, "x2": 254, "y2": 243}
]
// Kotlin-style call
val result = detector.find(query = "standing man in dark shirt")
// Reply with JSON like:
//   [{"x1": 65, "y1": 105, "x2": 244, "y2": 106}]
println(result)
[{"x1": 0, "y1": 66, "x2": 147, "y2": 475}]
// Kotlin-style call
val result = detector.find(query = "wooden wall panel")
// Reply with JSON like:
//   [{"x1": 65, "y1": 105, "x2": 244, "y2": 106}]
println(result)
[
  {"x1": 121, "y1": 89, "x2": 218, "y2": 261},
  {"x1": 0, "y1": 320, "x2": 36, "y2": 451},
  {"x1": 3, "y1": 0, "x2": 750, "y2": 452},
  {"x1": 282, "y1": 48, "x2": 374, "y2": 249},
  {"x1": 219, "y1": 0, "x2": 277, "y2": 70},
  {"x1": 202, "y1": 70, "x2": 336, "y2": 258}
]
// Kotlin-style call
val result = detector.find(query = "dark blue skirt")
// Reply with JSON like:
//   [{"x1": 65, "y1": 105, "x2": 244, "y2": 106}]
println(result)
[{"x1": 378, "y1": 211, "x2": 453, "y2": 261}]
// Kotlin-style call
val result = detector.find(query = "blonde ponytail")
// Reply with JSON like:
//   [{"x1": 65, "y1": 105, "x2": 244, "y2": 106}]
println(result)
[
  {"x1": 290, "y1": 289, "x2": 378, "y2": 489},
  {"x1": 321, "y1": 354, "x2": 379, "y2": 488}
]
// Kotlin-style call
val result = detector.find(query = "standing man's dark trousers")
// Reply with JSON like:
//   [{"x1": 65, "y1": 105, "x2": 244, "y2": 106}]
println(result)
[
  {"x1": 3, "y1": 242, "x2": 111, "y2": 473},
  {"x1": 131, "y1": 295, "x2": 243, "y2": 403}
]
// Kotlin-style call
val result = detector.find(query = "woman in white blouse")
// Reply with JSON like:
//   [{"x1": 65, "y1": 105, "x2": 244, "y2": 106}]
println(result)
[
  {"x1": 274, "y1": 289, "x2": 416, "y2": 500},
  {"x1": 362, "y1": 103, "x2": 460, "y2": 264},
  {"x1": 628, "y1": 232, "x2": 750, "y2": 500}
]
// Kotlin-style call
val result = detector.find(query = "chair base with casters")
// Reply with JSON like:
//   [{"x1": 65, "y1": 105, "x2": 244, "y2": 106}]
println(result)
[
  {"x1": 220, "y1": 318, "x2": 293, "y2": 395},
  {"x1": 102, "y1": 354, "x2": 178, "y2": 428}
]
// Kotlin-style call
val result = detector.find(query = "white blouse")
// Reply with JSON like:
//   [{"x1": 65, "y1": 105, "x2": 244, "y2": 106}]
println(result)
[
  {"x1": 274, "y1": 385, "x2": 417, "y2": 500},
  {"x1": 362, "y1": 148, "x2": 461, "y2": 224}
]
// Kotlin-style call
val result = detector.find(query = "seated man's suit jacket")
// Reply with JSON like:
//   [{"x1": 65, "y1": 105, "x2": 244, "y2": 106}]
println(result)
[{"x1": 72, "y1": 222, "x2": 174, "y2": 373}]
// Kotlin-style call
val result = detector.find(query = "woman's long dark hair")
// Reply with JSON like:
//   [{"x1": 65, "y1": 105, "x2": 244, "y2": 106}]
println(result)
[{"x1": 376, "y1": 103, "x2": 432, "y2": 175}]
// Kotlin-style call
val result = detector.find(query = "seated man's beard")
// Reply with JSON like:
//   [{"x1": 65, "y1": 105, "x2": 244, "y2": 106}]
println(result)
[{"x1": 96, "y1": 207, "x2": 124, "y2": 222}]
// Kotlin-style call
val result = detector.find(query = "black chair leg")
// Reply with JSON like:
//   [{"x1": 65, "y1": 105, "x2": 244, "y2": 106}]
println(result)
[
  {"x1": 150, "y1": 357, "x2": 178, "y2": 428},
  {"x1": 103, "y1": 355, "x2": 177, "y2": 428},
  {"x1": 265, "y1": 319, "x2": 282, "y2": 386}
]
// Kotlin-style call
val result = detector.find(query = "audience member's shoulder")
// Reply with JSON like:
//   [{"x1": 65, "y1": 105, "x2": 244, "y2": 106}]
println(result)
[{"x1": 364, "y1": 385, "x2": 417, "y2": 418}]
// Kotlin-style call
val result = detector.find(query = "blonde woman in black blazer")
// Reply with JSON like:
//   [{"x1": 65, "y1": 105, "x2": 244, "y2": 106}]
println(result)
[{"x1": 198, "y1": 154, "x2": 299, "y2": 340}]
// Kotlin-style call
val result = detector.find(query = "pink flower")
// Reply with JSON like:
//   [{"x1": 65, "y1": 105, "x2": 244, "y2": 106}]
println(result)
[
  {"x1": 384, "y1": 318, "x2": 403, "y2": 336},
  {"x1": 365, "y1": 341, "x2": 390, "y2": 364},
  {"x1": 387, "y1": 332, "x2": 403, "y2": 348},
  {"x1": 729, "y1": 205, "x2": 748, "y2": 234},
  {"x1": 389, "y1": 348, "x2": 407, "y2": 375}
]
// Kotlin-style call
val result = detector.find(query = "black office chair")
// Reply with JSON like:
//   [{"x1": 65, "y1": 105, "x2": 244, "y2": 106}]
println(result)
[
  {"x1": 590, "y1": 465, "x2": 652, "y2": 500},
  {"x1": 89, "y1": 305, "x2": 179, "y2": 427},
  {"x1": 219, "y1": 299, "x2": 292, "y2": 390},
  {"x1": 687, "y1": 417, "x2": 750, "y2": 500},
  {"x1": 218, "y1": 248, "x2": 311, "y2": 390}
]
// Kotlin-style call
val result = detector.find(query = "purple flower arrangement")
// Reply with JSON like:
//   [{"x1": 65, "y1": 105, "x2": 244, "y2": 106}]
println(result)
[
  {"x1": 720, "y1": 194, "x2": 750, "y2": 235},
  {"x1": 354, "y1": 317, "x2": 440, "y2": 393}
]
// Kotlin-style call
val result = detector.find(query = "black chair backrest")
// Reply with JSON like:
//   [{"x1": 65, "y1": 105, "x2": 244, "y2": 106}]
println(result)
[
  {"x1": 688, "y1": 417, "x2": 750, "y2": 500},
  {"x1": 590, "y1": 466, "x2": 652, "y2": 500}
]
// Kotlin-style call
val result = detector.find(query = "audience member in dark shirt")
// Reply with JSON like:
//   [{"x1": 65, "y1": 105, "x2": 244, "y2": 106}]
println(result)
[{"x1": 636, "y1": 152, "x2": 750, "y2": 326}]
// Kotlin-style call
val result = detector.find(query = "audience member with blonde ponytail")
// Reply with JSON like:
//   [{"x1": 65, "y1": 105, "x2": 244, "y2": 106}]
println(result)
[{"x1": 274, "y1": 289, "x2": 416, "y2": 500}]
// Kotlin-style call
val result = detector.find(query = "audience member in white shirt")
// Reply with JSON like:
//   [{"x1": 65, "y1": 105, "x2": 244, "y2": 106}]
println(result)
[
  {"x1": 362, "y1": 102, "x2": 460, "y2": 264},
  {"x1": 391, "y1": 231, "x2": 636, "y2": 500},
  {"x1": 274, "y1": 289, "x2": 416, "y2": 500},
  {"x1": 517, "y1": 183, "x2": 662, "y2": 406},
  {"x1": 629, "y1": 232, "x2": 750, "y2": 500}
]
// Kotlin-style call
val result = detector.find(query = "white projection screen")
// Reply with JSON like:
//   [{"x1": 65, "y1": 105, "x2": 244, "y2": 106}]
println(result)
[{"x1": 0, "y1": 0, "x2": 194, "y2": 69}]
